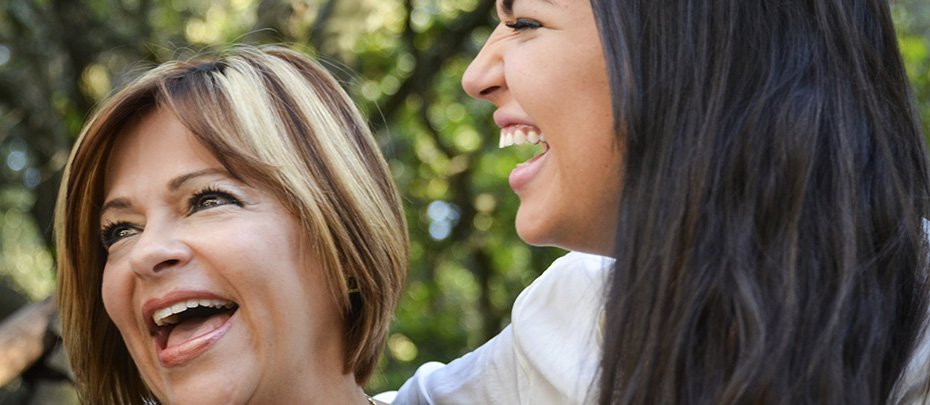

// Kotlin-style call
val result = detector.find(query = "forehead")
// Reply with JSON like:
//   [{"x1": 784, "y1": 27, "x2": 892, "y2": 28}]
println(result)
[{"x1": 103, "y1": 109, "x2": 217, "y2": 194}]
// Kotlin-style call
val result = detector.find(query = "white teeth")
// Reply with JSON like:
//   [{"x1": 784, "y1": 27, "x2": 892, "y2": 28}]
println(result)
[
  {"x1": 161, "y1": 314, "x2": 179, "y2": 325},
  {"x1": 527, "y1": 131, "x2": 539, "y2": 144},
  {"x1": 153, "y1": 298, "x2": 236, "y2": 326},
  {"x1": 171, "y1": 302, "x2": 186, "y2": 314},
  {"x1": 499, "y1": 126, "x2": 546, "y2": 149}
]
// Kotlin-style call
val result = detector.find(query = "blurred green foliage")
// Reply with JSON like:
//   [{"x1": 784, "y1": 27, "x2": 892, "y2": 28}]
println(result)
[
  {"x1": 0, "y1": 0, "x2": 928, "y2": 400},
  {"x1": 895, "y1": 0, "x2": 930, "y2": 136}
]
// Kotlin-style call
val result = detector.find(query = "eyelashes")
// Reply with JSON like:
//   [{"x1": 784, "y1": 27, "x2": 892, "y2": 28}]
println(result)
[
  {"x1": 99, "y1": 187, "x2": 243, "y2": 248},
  {"x1": 505, "y1": 18, "x2": 543, "y2": 31},
  {"x1": 187, "y1": 187, "x2": 242, "y2": 213},
  {"x1": 99, "y1": 221, "x2": 139, "y2": 248}
]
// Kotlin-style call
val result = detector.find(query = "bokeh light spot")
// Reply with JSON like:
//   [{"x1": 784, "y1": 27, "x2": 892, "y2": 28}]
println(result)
[
  {"x1": 0, "y1": 45, "x2": 10, "y2": 66},
  {"x1": 7, "y1": 151, "x2": 27, "y2": 171},
  {"x1": 23, "y1": 168, "x2": 41, "y2": 189},
  {"x1": 387, "y1": 334, "x2": 418, "y2": 362}
]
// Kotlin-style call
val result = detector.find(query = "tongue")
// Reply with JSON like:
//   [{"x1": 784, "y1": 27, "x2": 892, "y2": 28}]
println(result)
[{"x1": 166, "y1": 312, "x2": 232, "y2": 348}]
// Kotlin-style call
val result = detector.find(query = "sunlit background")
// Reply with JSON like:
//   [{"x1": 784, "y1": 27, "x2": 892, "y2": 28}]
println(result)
[{"x1": 0, "y1": 0, "x2": 928, "y2": 402}]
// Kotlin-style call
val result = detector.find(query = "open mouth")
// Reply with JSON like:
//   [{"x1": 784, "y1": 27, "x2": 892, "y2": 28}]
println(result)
[
  {"x1": 150, "y1": 299, "x2": 239, "y2": 350},
  {"x1": 500, "y1": 125, "x2": 549, "y2": 169},
  {"x1": 500, "y1": 125, "x2": 551, "y2": 191},
  {"x1": 500, "y1": 124, "x2": 547, "y2": 150}
]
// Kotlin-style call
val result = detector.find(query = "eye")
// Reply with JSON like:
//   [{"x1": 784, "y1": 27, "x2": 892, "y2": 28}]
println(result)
[
  {"x1": 100, "y1": 221, "x2": 140, "y2": 248},
  {"x1": 505, "y1": 18, "x2": 543, "y2": 31},
  {"x1": 189, "y1": 187, "x2": 242, "y2": 213}
]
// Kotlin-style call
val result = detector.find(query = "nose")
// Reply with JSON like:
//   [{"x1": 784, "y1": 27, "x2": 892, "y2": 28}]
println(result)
[
  {"x1": 462, "y1": 23, "x2": 509, "y2": 102},
  {"x1": 128, "y1": 222, "x2": 193, "y2": 278}
]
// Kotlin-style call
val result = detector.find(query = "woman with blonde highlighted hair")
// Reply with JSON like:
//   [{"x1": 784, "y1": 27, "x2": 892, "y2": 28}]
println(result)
[{"x1": 55, "y1": 46, "x2": 407, "y2": 404}]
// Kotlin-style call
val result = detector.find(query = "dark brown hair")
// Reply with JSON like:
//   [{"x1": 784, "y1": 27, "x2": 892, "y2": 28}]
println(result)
[{"x1": 592, "y1": 0, "x2": 930, "y2": 403}]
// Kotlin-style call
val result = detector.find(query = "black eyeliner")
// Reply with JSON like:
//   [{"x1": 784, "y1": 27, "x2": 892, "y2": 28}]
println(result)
[
  {"x1": 505, "y1": 18, "x2": 543, "y2": 30},
  {"x1": 99, "y1": 220, "x2": 135, "y2": 248},
  {"x1": 187, "y1": 186, "x2": 243, "y2": 214}
]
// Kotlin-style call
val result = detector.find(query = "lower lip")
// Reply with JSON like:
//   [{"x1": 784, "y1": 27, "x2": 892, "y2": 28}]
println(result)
[
  {"x1": 156, "y1": 310, "x2": 237, "y2": 368},
  {"x1": 508, "y1": 149, "x2": 549, "y2": 192}
]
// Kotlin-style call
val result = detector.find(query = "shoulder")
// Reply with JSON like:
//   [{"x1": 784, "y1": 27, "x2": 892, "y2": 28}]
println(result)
[
  {"x1": 392, "y1": 252, "x2": 614, "y2": 405},
  {"x1": 513, "y1": 251, "x2": 613, "y2": 316},
  {"x1": 509, "y1": 251, "x2": 614, "y2": 402}
]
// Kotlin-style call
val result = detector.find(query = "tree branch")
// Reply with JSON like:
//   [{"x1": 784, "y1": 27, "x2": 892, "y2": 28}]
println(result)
[{"x1": 0, "y1": 297, "x2": 57, "y2": 387}]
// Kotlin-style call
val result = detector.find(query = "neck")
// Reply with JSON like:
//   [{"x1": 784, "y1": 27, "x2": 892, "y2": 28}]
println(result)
[{"x1": 253, "y1": 372, "x2": 368, "y2": 404}]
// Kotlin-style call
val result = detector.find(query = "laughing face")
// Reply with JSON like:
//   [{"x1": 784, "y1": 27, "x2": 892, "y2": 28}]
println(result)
[
  {"x1": 99, "y1": 108, "x2": 356, "y2": 404},
  {"x1": 462, "y1": 0, "x2": 622, "y2": 255}
]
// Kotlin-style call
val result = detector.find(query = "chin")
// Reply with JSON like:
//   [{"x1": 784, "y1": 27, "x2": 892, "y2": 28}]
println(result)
[
  {"x1": 147, "y1": 360, "x2": 257, "y2": 405},
  {"x1": 514, "y1": 209, "x2": 558, "y2": 248},
  {"x1": 515, "y1": 209, "x2": 613, "y2": 255},
  {"x1": 158, "y1": 380, "x2": 245, "y2": 405},
  {"x1": 516, "y1": 227, "x2": 550, "y2": 248}
]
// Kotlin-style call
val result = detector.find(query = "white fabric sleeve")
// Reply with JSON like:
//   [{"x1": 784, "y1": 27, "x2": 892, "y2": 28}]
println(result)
[
  {"x1": 391, "y1": 325, "x2": 518, "y2": 404},
  {"x1": 888, "y1": 297, "x2": 930, "y2": 404},
  {"x1": 392, "y1": 252, "x2": 612, "y2": 405}
]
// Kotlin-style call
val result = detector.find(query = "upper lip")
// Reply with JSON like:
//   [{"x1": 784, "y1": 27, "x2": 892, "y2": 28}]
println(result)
[
  {"x1": 493, "y1": 110, "x2": 538, "y2": 130},
  {"x1": 141, "y1": 290, "x2": 235, "y2": 336}
]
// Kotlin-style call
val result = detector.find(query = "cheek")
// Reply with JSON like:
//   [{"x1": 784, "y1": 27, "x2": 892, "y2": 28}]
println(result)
[
  {"x1": 506, "y1": 46, "x2": 553, "y2": 99},
  {"x1": 226, "y1": 221, "x2": 315, "y2": 309},
  {"x1": 101, "y1": 265, "x2": 134, "y2": 328},
  {"x1": 510, "y1": 52, "x2": 611, "y2": 127}
]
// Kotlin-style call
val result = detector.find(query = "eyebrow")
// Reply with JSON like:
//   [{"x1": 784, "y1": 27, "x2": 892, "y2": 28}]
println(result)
[
  {"x1": 502, "y1": 0, "x2": 515, "y2": 15},
  {"x1": 99, "y1": 198, "x2": 133, "y2": 219},
  {"x1": 501, "y1": 0, "x2": 554, "y2": 17},
  {"x1": 168, "y1": 168, "x2": 228, "y2": 191},
  {"x1": 98, "y1": 168, "x2": 230, "y2": 219}
]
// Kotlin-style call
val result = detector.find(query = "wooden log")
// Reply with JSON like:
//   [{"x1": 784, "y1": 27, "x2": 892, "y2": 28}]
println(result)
[{"x1": 0, "y1": 297, "x2": 56, "y2": 387}]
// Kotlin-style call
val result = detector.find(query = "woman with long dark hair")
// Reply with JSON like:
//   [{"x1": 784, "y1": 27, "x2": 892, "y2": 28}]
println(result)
[
  {"x1": 595, "y1": 0, "x2": 930, "y2": 403},
  {"x1": 394, "y1": 0, "x2": 930, "y2": 403}
]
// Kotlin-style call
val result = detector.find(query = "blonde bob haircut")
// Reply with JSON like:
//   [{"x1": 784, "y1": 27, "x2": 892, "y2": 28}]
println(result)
[{"x1": 55, "y1": 46, "x2": 408, "y2": 404}]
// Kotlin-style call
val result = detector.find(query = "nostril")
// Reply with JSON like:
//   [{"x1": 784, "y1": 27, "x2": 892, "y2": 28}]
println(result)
[
  {"x1": 153, "y1": 259, "x2": 180, "y2": 272},
  {"x1": 480, "y1": 86, "x2": 501, "y2": 97}
]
